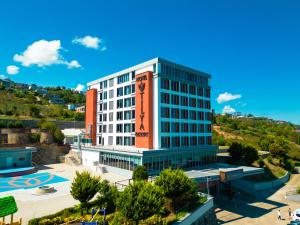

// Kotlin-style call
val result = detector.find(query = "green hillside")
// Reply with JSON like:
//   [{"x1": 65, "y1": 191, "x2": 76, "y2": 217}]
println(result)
[
  {"x1": 0, "y1": 82, "x2": 85, "y2": 121},
  {"x1": 213, "y1": 114, "x2": 300, "y2": 160}
]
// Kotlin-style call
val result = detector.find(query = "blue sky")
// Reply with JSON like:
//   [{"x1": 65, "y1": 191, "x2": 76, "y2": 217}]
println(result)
[{"x1": 0, "y1": 0, "x2": 299, "y2": 124}]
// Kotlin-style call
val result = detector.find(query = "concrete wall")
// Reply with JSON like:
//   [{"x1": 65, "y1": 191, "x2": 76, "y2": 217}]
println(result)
[
  {"x1": 232, "y1": 172, "x2": 290, "y2": 195},
  {"x1": 175, "y1": 197, "x2": 217, "y2": 225}
]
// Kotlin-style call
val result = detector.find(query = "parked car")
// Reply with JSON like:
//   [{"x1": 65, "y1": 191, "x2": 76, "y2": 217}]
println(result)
[{"x1": 292, "y1": 209, "x2": 300, "y2": 221}]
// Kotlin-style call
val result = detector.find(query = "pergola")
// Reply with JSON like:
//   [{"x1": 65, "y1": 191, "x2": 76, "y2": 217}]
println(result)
[{"x1": 0, "y1": 196, "x2": 21, "y2": 225}]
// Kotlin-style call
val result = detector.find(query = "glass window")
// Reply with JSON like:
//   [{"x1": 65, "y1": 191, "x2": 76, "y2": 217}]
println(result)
[
  {"x1": 131, "y1": 110, "x2": 135, "y2": 119},
  {"x1": 189, "y1": 85, "x2": 196, "y2": 95},
  {"x1": 102, "y1": 125, "x2": 107, "y2": 133},
  {"x1": 205, "y1": 88, "x2": 211, "y2": 98},
  {"x1": 181, "y1": 123, "x2": 189, "y2": 132},
  {"x1": 103, "y1": 114, "x2": 107, "y2": 122},
  {"x1": 117, "y1": 111, "x2": 123, "y2": 120},
  {"x1": 171, "y1": 108, "x2": 179, "y2": 118},
  {"x1": 161, "y1": 107, "x2": 170, "y2": 118},
  {"x1": 161, "y1": 122, "x2": 170, "y2": 132},
  {"x1": 109, "y1": 112, "x2": 113, "y2": 121},
  {"x1": 161, "y1": 93, "x2": 170, "y2": 104},
  {"x1": 116, "y1": 136, "x2": 123, "y2": 145},
  {"x1": 108, "y1": 136, "x2": 113, "y2": 145},
  {"x1": 131, "y1": 71, "x2": 135, "y2": 80},
  {"x1": 171, "y1": 81, "x2": 179, "y2": 91},
  {"x1": 189, "y1": 97, "x2": 196, "y2": 107},
  {"x1": 117, "y1": 87, "x2": 123, "y2": 97},
  {"x1": 161, "y1": 136, "x2": 170, "y2": 148},
  {"x1": 103, "y1": 92, "x2": 107, "y2": 99},
  {"x1": 124, "y1": 110, "x2": 131, "y2": 120},
  {"x1": 103, "y1": 102, "x2": 107, "y2": 110},
  {"x1": 124, "y1": 137, "x2": 131, "y2": 146},
  {"x1": 197, "y1": 87, "x2": 203, "y2": 96},
  {"x1": 190, "y1": 136, "x2": 197, "y2": 146},
  {"x1": 181, "y1": 136, "x2": 189, "y2": 146},
  {"x1": 117, "y1": 73, "x2": 130, "y2": 84},
  {"x1": 171, "y1": 94, "x2": 179, "y2": 105},
  {"x1": 109, "y1": 78, "x2": 114, "y2": 87},
  {"x1": 180, "y1": 83, "x2": 188, "y2": 93},
  {"x1": 117, "y1": 99, "x2": 123, "y2": 108},
  {"x1": 124, "y1": 98, "x2": 131, "y2": 107},
  {"x1": 161, "y1": 78, "x2": 169, "y2": 90},
  {"x1": 109, "y1": 101, "x2": 114, "y2": 110},
  {"x1": 171, "y1": 122, "x2": 180, "y2": 132},
  {"x1": 103, "y1": 81, "x2": 107, "y2": 89},
  {"x1": 172, "y1": 137, "x2": 180, "y2": 147},
  {"x1": 109, "y1": 124, "x2": 113, "y2": 133},
  {"x1": 189, "y1": 123, "x2": 197, "y2": 133},
  {"x1": 180, "y1": 96, "x2": 188, "y2": 106},
  {"x1": 124, "y1": 123, "x2": 131, "y2": 132},
  {"x1": 189, "y1": 110, "x2": 197, "y2": 120},
  {"x1": 181, "y1": 109, "x2": 188, "y2": 119},
  {"x1": 116, "y1": 124, "x2": 123, "y2": 133},
  {"x1": 132, "y1": 97, "x2": 135, "y2": 106},
  {"x1": 131, "y1": 84, "x2": 135, "y2": 93},
  {"x1": 124, "y1": 85, "x2": 131, "y2": 95}
]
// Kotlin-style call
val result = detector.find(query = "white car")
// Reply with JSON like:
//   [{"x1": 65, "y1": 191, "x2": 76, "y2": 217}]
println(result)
[{"x1": 292, "y1": 209, "x2": 300, "y2": 221}]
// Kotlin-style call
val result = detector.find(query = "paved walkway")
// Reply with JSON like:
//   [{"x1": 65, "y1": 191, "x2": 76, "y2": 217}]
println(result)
[
  {"x1": 0, "y1": 163, "x2": 130, "y2": 224},
  {"x1": 215, "y1": 172, "x2": 300, "y2": 225}
]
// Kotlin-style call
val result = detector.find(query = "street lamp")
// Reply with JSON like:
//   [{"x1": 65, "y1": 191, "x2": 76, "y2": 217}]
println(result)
[{"x1": 206, "y1": 176, "x2": 211, "y2": 196}]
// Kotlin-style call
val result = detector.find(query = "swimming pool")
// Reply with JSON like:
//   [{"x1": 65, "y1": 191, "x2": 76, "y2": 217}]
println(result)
[{"x1": 0, "y1": 172, "x2": 69, "y2": 192}]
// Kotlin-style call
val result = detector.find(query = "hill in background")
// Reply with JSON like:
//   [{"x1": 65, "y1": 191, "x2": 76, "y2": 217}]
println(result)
[{"x1": 0, "y1": 78, "x2": 85, "y2": 121}]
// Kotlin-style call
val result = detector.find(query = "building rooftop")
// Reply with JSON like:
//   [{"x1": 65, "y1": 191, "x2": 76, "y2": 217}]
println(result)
[{"x1": 87, "y1": 57, "x2": 211, "y2": 86}]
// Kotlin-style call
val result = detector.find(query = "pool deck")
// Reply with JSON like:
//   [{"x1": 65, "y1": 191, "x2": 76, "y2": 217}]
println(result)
[{"x1": 0, "y1": 163, "x2": 130, "y2": 224}]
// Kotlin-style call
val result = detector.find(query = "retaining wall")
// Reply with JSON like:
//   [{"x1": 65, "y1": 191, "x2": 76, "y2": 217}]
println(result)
[
  {"x1": 175, "y1": 197, "x2": 217, "y2": 225},
  {"x1": 232, "y1": 172, "x2": 290, "y2": 195}
]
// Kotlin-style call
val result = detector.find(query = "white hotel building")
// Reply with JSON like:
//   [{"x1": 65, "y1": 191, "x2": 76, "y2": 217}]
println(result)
[{"x1": 78, "y1": 58, "x2": 217, "y2": 175}]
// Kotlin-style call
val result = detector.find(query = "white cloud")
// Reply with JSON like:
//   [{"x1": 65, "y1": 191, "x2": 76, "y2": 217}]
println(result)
[
  {"x1": 13, "y1": 39, "x2": 82, "y2": 69},
  {"x1": 72, "y1": 35, "x2": 106, "y2": 50},
  {"x1": 217, "y1": 92, "x2": 242, "y2": 104},
  {"x1": 6, "y1": 65, "x2": 19, "y2": 75},
  {"x1": 66, "y1": 60, "x2": 82, "y2": 69},
  {"x1": 75, "y1": 84, "x2": 85, "y2": 92},
  {"x1": 222, "y1": 105, "x2": 236, "y2": 114},
  {"x1": 0, "y1": 75, "x2": 8, "y2": 80}
]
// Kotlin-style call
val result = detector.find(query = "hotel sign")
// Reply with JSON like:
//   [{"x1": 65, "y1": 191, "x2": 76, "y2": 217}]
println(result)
[{"x1": 135, "y1": 71, "x2": 153, "y2": 149}]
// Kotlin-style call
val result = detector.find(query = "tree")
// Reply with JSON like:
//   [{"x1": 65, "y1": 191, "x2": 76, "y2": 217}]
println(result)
[
  {"x1": 132, "y1": 165, "x2": 148, "y2": 182},
  {"x1": 243, "y1": 145, "x2": 259, "y2": 165},
  {"x1": 29, "y1": 105, "x2": 40, "y2": 117},
  {"x1": 97, "y1": 180, "x2": 119, "y2": 213},
  {"x1": 269, "y1": 143, "x2": 288, "y2": 166},
  {"x1": 54, "y1": 128, "x2": 64, "y2": 144},
  {"x1": 228, "y1": 142, "x2": 244, "y2": 162},
  {"x1": 155, "y1": 168, "x2": 197, "y2": 211},
  {"x1": 70, "y1": 171, "x2": 101, "y2": 214},
  {"x1": 117, "y1": 181, "x2": 164, "y2": 225}
]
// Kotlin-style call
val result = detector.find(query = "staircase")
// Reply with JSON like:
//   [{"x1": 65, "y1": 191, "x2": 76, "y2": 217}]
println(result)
[{"x1": 64, "y1": 151, "x2": 82, "y2": 166}]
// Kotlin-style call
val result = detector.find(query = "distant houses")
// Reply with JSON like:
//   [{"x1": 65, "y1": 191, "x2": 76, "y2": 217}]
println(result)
[{"x1": 67, "y1": 104, "x2": 85, "y2": 113}]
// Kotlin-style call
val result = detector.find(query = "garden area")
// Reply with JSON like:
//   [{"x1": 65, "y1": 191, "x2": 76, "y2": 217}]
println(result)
[{"x1": 28, "y1": 167, "x2": 208, "y2": 225}]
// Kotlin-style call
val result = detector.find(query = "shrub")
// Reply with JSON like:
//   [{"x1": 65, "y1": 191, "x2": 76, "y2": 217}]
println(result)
[
  {"x1": 132, "y1": 165, "x2": 148, "y2": 181},
  {"x1": 14, "y1": 120, "x2": 23, "y2": 128},
  {"x1": 117, "y1": 181, "x2": 164, "y2": 225},
  {"x1": 297, "y1": 186, "x2": 300, "y2": 195},
  {"x1": 0, "y1": 121, "x2": 6, "y2": 128},
  {"x1": 7, "y1": 121, "x2": 15, "y2": 128},
  {"x1": 70, "y1": 171, "x2": 101, "y2": 214},
  {"x1": 53, "y1": 128, "x2": 64, "y2": 144},
  {"x1": 284, "y1": 159, "x2": 295, "y2": 172},
  {"x1": 155, "y1": 168, "x2": 197, "y2": 211},
  {"x1": 257, "y1": 157, "x2": 265, "y2": 168},
  {"x1": 97, "y1": 180, "x2": 119, "y2": 213},
  {"x1": 243, "y1": 145, "x2": 259, "y2": 166},
  {"x1": 29, "y1": 133, "x2": 41, "y2": 143},
  {"x1": 228, "y1": 142, "x2": 244, "y2": 162}
]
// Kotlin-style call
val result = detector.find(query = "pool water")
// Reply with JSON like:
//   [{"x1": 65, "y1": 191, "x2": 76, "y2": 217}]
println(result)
[{"x1": 0, "y1": 172, "x2": 68, "y2": 192}]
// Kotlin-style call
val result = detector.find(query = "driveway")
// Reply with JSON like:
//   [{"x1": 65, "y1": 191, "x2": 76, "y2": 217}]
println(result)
[{"x1": 215, "y1": 172, "x2": 300, "y2": 225}]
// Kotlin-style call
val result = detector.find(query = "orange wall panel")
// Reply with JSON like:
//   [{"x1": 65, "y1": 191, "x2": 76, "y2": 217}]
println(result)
[
  {"x1": 85, "y1": 89, "x2": 97, "y2": 145},
  {"x1": 135, "y1": 71, "x2": 153, "y2": 149}
]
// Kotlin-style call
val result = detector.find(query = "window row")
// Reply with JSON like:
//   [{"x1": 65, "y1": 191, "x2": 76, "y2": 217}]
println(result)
[
  {"x1": 98, "y1": 123, "x2": 135, "y2": 133},
  {"x1": 98, "y1": 136, "x2": 135, "y2": 146},
  {"x1": 161, "y1": 78, "x2": 210, "y2": 98},
  {"x1": 160, "y1": 63, "x2": 209, "y2": 86},
  {"x1": 161, "y1": 136, "x2": 212, "y2": 148},
  {"x1": 161, "y1": 93, "x2": 211, "y2": 109},
  {"x1": 161, "y1": 122, "x2": 212, "y2": 133},
  {"x1": 98, "y1": 110, "x2": 135, "y2": 122},
  {"x1": 117, "y1": 84, "x2": 135, "y2": 97},
  {"x1": 161, "y1": 107, "x2": 211, "y2": 121}
]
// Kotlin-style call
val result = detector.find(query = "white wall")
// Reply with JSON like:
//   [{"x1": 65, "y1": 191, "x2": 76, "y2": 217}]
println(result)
[{"x1": 81, "y1": 150, "x2": 100, "y2": 167}]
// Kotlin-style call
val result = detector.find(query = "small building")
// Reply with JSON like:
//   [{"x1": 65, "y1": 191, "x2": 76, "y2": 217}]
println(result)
[
  {"x1": 0, "y1": 147, "x2": 37, "y2": 169},
  {"x1": 76, "y1": 105, "x2": 85, "y2": 113},
  {"x1": 61, "y1": 128, "x2": 84, "y2": 144},
  {"x1": 67, "y1": 104, "x2": 76, "y2": 111}
]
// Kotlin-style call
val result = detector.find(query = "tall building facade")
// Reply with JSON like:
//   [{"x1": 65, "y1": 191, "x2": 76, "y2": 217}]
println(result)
[{"x1": 81, "y1": 58, "x2": 217, "y2": 174}]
